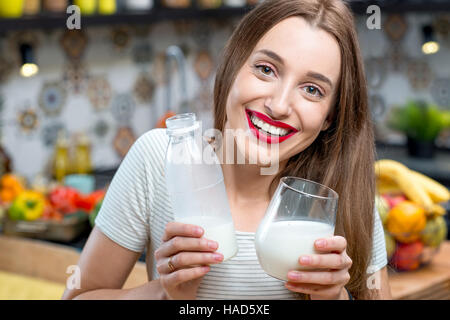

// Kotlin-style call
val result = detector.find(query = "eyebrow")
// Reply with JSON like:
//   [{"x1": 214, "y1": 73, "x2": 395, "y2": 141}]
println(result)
[
  {"x1": 255, "y1": 49, "x2": 334, "y2": 90},
  {"x1": 305, "y1": 71, "x2": 334, "y2": 90}
]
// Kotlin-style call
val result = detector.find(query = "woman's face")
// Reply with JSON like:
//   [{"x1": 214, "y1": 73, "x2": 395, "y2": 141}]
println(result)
[{"x1": 224, "y1": 17, "x2": 341, "y2": 168}]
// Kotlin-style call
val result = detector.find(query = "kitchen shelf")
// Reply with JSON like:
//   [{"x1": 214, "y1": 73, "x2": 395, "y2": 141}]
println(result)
[
  {"x1": 1, "y1": 1, "x2": 450, "y2": 32},
  {"x1": 0, "y1": 6, "x2": 254, "y2": 32}
]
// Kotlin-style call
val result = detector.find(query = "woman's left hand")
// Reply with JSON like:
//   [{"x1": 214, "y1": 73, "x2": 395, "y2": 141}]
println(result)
[{"x1": 285, "y1": 236, "x2": 352, "y2": 300}]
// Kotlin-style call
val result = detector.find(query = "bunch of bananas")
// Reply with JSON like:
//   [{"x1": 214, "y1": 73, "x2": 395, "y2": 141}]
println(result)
[{"x1": 375, "y1": 159, "x2": 449, "y2": 217}]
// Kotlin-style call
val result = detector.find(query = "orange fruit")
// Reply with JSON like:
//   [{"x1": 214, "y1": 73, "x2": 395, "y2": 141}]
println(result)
[
  {"x1": 386, "y1": 200, "x2": 426, "y2": 243},
  {"x1": 155, "y1": 111, "x2": 176, "y2": 128}
]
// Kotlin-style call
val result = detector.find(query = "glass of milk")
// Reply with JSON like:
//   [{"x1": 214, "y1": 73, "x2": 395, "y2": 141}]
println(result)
[{"x1": 255, "y1": 177, "x2": 338, "y2": 281}]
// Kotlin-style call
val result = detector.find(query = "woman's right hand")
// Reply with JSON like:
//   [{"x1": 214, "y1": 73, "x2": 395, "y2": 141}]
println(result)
[{"x1": 155, "y1": 221, "x2": 224, "y2": 300}]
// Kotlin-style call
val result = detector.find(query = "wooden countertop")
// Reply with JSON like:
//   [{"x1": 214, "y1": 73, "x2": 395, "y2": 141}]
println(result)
[
  {"x1": 0, "y1": 235, "x2": 148, "y2": 289},
  {"x1": 2, "y1": 234, "x2": 449, "y2": 299},
  {"x1": 388, "y1": 241, "x2": 450, "y2": 300}
]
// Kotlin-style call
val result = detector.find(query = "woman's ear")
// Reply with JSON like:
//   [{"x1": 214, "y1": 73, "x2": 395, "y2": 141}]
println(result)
[{"x1": 321, "y1": 118, "x2": 331, "y2": 131}]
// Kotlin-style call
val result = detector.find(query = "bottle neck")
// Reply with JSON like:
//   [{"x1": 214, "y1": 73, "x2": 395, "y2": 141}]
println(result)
[{"x1": 168, "y1": 130, "x2": 196, "y2": 143}]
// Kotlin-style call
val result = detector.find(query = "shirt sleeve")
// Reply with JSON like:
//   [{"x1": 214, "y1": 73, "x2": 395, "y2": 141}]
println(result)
[
  {"x1": 94, "y1": 134, "x2": 151, "y2": 253},
  {"x1": 367, "y1": 205, "x2": 388, "y2": 274}
]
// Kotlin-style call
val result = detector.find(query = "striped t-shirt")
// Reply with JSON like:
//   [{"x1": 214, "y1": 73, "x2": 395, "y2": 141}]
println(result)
[{"x1": 95, "y1": 128, "x2": 387, "y2": 300}]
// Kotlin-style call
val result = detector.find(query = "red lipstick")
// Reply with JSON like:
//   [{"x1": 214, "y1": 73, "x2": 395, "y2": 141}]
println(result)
[{"x1": 245, "y1": 109, "x2": 299, "y2": 144}]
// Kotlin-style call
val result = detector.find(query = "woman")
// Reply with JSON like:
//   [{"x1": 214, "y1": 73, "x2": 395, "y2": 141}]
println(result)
[{"x1": 63, "y1": 0, "x2": 392, "y2": 300}]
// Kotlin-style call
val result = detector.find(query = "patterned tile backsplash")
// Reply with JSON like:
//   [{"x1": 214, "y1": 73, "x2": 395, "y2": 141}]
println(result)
[{"x1": 0, "y1": 13, "x2": 449, "y2": 180}]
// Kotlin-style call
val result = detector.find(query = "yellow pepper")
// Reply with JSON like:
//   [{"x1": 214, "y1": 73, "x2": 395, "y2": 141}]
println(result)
[{"x1": 8, "y1": 190, "x2": 45, "y2": 221}]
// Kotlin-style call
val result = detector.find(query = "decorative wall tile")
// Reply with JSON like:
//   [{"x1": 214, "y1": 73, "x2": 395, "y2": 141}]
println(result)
[
  {"x1": 194, "y1": 50, "x2": 214, "y2": 81},
  {"x1": 17, "y1": 108, "x2": 39, "y2": 134},
  {"x1": 63, "y1": 61, "x2": 90, "y2": 94},
  {"x1": 430, "y1": 78, "x2": 450, "y2": 108},
  {"x1": 133, "y1": 72, "x2": 155, "y2": 104},
  {"x1": 407, "y1": 59, "x2": 433, "y2": 90},
  {"x1": 87, "y1": 76, "x2": 112, "y2": 111},
  {"x1": 113, "y1": 126, "x2": 136, "y2": 158},
  {"x1": 365, "y1": 57, "x2": 387, "y2": 89},
  {"x1": 384, "y1": 14, "x2": 408, "y2": 42},
  {"x1": 111, "y1": 93, "x2": 136, "y2": 124},
  {"x1": 60, "y1": 30, "x2": 88, "y2": 61},
  {"x1": 38, "y1": 81, "x2": 67, "y2": 117},
  {"x1": 41, "y1": 122, "x2": 66, "y2": 147},
  {"x1": 368, "y1": 94, "x2": 386, "y2": 122}
]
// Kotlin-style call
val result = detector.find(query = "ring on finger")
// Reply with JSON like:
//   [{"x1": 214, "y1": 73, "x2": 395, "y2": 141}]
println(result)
[{"x1": 168, "y1": 257, "x2": 176, "y2": 273}]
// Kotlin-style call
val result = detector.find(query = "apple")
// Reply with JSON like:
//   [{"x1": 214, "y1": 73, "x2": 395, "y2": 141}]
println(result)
[
  {"x1": 390, "y1": 241, "x2": 424, "y2": 271},
  {"x1": 382, "y1": 194, "x2": 407, "y2": 209}
]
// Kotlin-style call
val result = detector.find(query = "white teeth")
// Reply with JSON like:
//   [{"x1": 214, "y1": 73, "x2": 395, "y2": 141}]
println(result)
[{"x1": 250, "y1": 114, "x2": 290, "y2": 136}]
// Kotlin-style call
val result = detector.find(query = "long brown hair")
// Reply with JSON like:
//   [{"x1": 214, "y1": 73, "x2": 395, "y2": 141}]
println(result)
[{"x1": 213, "y1": 0, "x2": 377, "y2": 299}]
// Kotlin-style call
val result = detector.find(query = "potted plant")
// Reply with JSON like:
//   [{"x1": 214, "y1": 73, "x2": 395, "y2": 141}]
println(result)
[{"x1": 387, "y1": 100, "x2": 450, "y2": 158}]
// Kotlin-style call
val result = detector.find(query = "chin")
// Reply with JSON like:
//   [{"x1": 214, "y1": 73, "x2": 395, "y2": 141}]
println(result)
[{"x1": 232, "y1": 134, "x2": 283, "y2": 175}]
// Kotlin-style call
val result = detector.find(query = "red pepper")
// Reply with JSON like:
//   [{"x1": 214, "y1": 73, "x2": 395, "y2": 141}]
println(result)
[
  {"x1": 48, "y1": 186, "x2": 79, "y2": 214},
  {"x1": 75, "y1": 189, "x2": 106, "y2": 212}
]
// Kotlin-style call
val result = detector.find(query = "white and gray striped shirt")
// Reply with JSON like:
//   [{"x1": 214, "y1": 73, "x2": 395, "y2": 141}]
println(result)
[{"x1": 95, "y1": 128, "x2": 387, "y2": 300}]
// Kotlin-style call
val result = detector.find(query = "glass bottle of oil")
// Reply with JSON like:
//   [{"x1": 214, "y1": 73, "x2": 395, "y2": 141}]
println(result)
[
  {"x1": 53, "y1": 130, "x2": 69, "y2": 182},
  {"x1": 73, "y1": 132, "x2": 92, "y2": 174}
]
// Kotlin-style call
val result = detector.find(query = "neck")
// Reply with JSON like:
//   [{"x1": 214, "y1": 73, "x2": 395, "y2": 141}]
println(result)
[
  {"x1": 219, "y1": 134, "x2": 287, "y2": 204},
  {"x1": 222, "y1": 163, "x2": 275, "y2": 203}
]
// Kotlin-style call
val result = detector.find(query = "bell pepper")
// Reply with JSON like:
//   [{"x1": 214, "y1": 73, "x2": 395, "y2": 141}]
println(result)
[
  {"x1": 0, "y1": 174, "x2": 24, "y2": 203},
  {"x1": 48, "y1": 186, "x2": 79, "y2": 214},
  {"x1": 41, "y1": 200, "x2": 64, "y2": 222},
  {"x1": 75, "y1": 189, "x2": 106, "y2": 212},
  {"x1": 8, "y1": 190, "x2": 45, "y2": 221}
]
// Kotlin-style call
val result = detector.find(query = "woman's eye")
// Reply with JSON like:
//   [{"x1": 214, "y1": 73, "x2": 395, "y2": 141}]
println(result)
[
  {"x1": 256, "y1": 65, "x2": 274, "y2": 76},
  {"x1": 304, "y1": 86, "x2": 323, "y2": 97}
]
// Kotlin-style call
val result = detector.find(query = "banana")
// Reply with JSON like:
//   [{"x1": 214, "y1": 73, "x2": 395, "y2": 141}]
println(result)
[
  {"x1": 376, "y1": 178, "x2": 402, "y2": 195},
  {"x1": 430, "y1": 203, "x2": 446, "y2": 217},
  {"x1": 375, "y1": 159, "x2": 434, "y2": 213},
  {"x1": 409, "y1": 170, "x2": 450, "y2": 204}
]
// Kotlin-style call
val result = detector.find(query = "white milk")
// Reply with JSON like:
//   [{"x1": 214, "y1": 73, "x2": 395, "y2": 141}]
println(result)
[
  {"x1": 255, "y1": 220, "x2": 335, "y2": 281},
  {"x1": 177, "y1": 216, "x2": 238, "y2": 261}
]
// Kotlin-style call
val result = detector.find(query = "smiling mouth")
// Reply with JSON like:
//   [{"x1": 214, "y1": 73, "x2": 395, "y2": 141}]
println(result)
[{"x1": 245, "y1": 109, "x2": 299, "y2": 144}]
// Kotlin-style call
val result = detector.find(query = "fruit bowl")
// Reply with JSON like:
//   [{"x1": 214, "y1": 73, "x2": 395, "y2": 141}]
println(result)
[{"x1": 384, "y1": 214, "x2": 447, "y2": 272}]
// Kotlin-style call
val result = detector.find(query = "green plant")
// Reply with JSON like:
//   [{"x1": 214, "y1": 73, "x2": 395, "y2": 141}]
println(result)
[{"x1": 387, "y1": 100, "x2": 450, "y2": 142}]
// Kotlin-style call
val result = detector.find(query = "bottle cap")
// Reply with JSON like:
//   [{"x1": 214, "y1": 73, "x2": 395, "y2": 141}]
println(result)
[{"x1": 166, "y1": 113, "x2": 199, "y2": 136}]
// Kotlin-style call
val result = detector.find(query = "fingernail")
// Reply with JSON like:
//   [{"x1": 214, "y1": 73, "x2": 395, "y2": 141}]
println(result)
[
  {"x1": 288, "y1": 272, "x2": 301, "y2": 280},
  {"x1": 300, "y1": 256, "x2": 311, "y2": 265},
  {"x1": 213, "y1": 253, "x2": 223, "y2": 261},
  {"x1": 316, "y1": 239, "x2": 326, "y2": 248},
  {"x1": 202, "y1": 266, "x2": 210, "y2": 273},
  {"x1": 208, "y1": 241, "x2": 218, "y2": 249},
  {"x1": 195, "y1": 227, "x2": 203, "y2": 236}
]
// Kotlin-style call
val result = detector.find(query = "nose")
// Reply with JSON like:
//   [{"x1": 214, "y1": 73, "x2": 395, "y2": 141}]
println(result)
[{"x1": 263, "y1": 82, "x2": 293, "y2": 120}]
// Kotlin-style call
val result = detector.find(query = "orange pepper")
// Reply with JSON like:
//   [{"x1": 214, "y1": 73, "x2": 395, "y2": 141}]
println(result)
[
  {"x1": 0, "y1": 174, "x2": 24, "y2": 203},
  {"x1": 0, "y1": 189, "x2": 15, "y2": 203}
]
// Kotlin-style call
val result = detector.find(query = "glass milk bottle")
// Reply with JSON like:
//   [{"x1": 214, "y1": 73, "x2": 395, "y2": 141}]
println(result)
[{"x1": 164, "y1": 113, "x2": 238, "y2": 261}]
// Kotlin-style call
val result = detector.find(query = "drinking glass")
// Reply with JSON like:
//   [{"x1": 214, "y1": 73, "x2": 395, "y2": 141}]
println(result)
[{"x1": 255, "y1": 177, "x2": 339, "y2": 281}]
